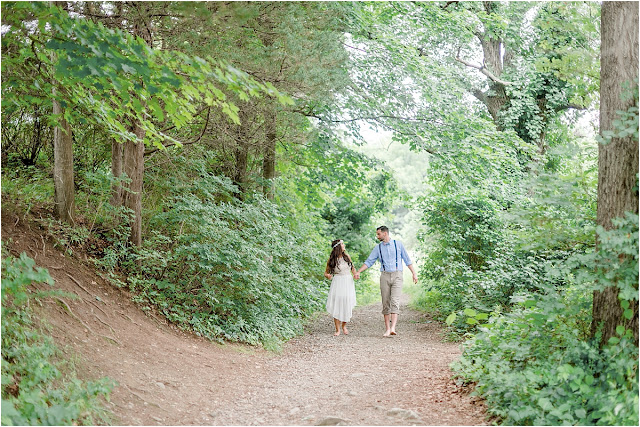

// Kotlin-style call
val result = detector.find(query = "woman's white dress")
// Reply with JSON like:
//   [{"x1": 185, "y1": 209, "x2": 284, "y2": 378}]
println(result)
[{"x1": 326, "y1": 258, "x2": 357, "y2": 322}]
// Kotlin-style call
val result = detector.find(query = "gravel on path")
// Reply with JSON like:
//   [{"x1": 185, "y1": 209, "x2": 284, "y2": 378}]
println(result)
[{"x1": 210, "y1": 293, "x2": 488, "y2": 426}]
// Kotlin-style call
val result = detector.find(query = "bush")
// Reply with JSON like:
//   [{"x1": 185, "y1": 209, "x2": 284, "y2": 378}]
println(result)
[
  {"x1": 452, "y1": 213, "x2": 639, "y2": 425},
  {"x1": 121, "y1": 173, "x2": 327, "y2": 349},
  {"x1": 1, "y1": 252, "x2": 113, "y2": 425},
  {"x1": 454, "y1": 303, "x2": 638, "y2": 425},
  {"x1": 416, "y1": 193, "x2": 533, "y2": 328}
]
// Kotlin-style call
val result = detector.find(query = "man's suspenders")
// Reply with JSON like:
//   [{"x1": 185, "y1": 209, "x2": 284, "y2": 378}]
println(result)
[{"x1": 378, "y1": 240, "x2": 398, "y2": 271}]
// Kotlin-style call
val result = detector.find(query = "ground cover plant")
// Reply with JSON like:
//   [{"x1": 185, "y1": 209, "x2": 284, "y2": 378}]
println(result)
[{"x1": 1, "y1": 252, "x2": 114, "y2": 425}]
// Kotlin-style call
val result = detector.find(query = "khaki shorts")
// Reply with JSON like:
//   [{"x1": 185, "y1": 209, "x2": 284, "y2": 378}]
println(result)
[{"x1": 380, "y1": 271, "x2": 403, "y2": 315}]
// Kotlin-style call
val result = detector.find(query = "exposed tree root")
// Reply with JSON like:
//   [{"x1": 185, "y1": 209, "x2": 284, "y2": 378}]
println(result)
[
  {"x1": 123, "y1": 385, "x2": 165, "y2": 411},
  {"x1": 65, "y1": 272, "x2": 92, "y2": 296},
  {"x1": 89, "y1": 299, "x2": 110, "y2": 318},
  {"x1": 92, "y1": 312, "x2": 117, "y2": 335},
  {"x1": 53, "y1": 296, "x2": 121, "y2": 345},
  {"x1": 118, "y1": 311, "x2": 141, "y2": 326}
]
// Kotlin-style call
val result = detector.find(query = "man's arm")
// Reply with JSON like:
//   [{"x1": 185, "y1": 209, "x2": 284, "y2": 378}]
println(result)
[
  {"x1": 354, "y1": 263, "x2": 367, "y2": 280},
  {"x1": 400, "y1": 242, "x2": 418, "y2": 284},
  {"x1": 407, "y1": 263, "x2": 418, "y2": 284},
  {"x1": 355, "y1": 246, "x2": 379, "y2": 280}
]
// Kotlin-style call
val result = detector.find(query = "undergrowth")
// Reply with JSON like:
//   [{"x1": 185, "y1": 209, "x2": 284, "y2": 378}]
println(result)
[
  {"x1": 1, "y1": 251, "x2": 114, "y2": 425},
  {"x1": 97, "y1": 172, "x2": 328, "y2": 350}
]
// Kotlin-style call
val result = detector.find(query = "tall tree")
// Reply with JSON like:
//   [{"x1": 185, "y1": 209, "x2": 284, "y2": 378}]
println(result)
[
  {"x1": 591, "y1": 1, "x2": 639, "y2": 346},
  {"x1": 152, "y1": 1, "x2": 349, "y2": 198},
  {"x1": 122, "y1": 2, "x2": 153, "y2": 247},
  {"x1": 51, "y1": 1, "x2": 75, "y2": 224}
]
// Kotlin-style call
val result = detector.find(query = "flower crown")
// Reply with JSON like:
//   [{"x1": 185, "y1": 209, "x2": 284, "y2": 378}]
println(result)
[{"x1": 332, "y1": 240, "x2": 343, "y2": 249}]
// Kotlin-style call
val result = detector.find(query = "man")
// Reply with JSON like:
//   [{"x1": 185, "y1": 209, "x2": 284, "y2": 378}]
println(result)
[{"x1": 354, "y1": 226, "x2": 418, "y2": 337}]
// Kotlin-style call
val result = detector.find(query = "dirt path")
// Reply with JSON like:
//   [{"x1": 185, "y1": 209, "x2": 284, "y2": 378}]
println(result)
[
  {"x1": 209, "y1": 294, "x2": 487, "y2": 426},
  {"x1": 2, "y1": 211, "x2": 487, "y2": 426}
]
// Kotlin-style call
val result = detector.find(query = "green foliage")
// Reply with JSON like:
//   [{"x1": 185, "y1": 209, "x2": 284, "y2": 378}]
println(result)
[
  {"x1": 533, "y1": 2, "x2": 601, "y2": 106},
  {"x1": 454, "y1": 312, "x2": 638, "y2": 425},
  {"x1": 597, "y1": 82, "x2": 639, "y2": 145},
  {"x1": 452, "y1": 213, "x2": 639, "y2": 425},
  {"x1": 319, "y1": 167, "x2": 397, "y2": 267},
  {"x1": 416, "y1": 136, "x2": 599, "y2": 329},
  {"x1": 422, "y1": 194, "x2": 502, "y2": 273},
  {"x1": 569, "y1": 212, "x2": 639, "y2": 305},
  {"x1": 1, "y1": 1, "x2": 285, "y2": 149},
  {"x1": 116, "y1": 172, "x2": 326, "y2": 348},
  {"x1": 1, "y1": 252, "x2": 113, "y2": 425},
  {"x1": 0, "y1": 165, "x2": 54, "y2": 217},
  {"x1": 426, "y1": 128, "x2": 530, "y2": 202},
  {"x1": 417, "y1": 193, "x2": 519, "y2": 323}
]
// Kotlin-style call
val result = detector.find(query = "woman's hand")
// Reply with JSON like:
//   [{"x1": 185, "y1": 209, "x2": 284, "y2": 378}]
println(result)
[{"x1": 324, "y1": 273, "x2": 333, "y2": 280}]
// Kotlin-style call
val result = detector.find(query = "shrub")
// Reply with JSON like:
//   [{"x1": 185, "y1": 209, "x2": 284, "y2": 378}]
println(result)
[
  {"x1": 121, "y1": 173, "x2": 327, "y2": 349},
  {"x1": 1, "y1": 252, "x2": 113, "y2": 425},
  {"x1": 452, "y1": 213, "x2": 639, "y2": 425}
]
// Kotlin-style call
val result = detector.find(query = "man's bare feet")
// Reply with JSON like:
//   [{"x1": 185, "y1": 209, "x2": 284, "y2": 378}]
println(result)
[
  {"x1": 383, "y1": 331, "x2": 391, "y2": 337},
  {"x1": 390, "y1": 330, "x2": 397, "y2": 336}
]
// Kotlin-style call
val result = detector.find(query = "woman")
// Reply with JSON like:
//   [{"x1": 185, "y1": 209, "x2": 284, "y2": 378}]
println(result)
[{"x1": 324, "y1": 239, "x2": 357, "y2": 336}]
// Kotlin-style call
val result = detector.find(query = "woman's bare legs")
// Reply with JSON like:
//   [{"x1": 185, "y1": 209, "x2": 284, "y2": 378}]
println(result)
[
  {"x1": 333, "y1": 318, "x2": 341, "y2": 336},
  {"x1": 342, "y1": 322, "x2": 349, "y2": 335}
]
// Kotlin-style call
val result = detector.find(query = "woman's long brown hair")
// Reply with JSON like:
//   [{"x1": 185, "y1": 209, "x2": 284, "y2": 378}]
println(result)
[{"x1": 325, "y1": 239, "x2": 353, "y2": 274}]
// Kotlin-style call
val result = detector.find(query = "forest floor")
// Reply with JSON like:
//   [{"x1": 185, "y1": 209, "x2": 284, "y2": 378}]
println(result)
[{"x1": 2, "y1": 206, "x2": 488, "y2": 426}]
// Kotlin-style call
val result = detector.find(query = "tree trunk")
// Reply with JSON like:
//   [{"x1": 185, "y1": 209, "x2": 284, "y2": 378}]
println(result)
[
  {"x1": 257, "y1": 13, "x2": 277, "y2": 201},
  {"x1": 51, "y1": 1, "x2": 75, "y2": 225},
  {"x1": 122, "y1": 3, "x2": 152, "y2": 246},
  {"x1": 122, "y1": 125, "x2": 145, "y2": 247},
  {"x1": 52, "y1": 98, "x2": 75, "y2": 224},
  {"x1": 234, "y1": 145, "x2": 249, "y2": 196},
  {"x1": 110, "y1": 139, "x2": 123, "y2": 207},
  {"x1": 232, "y1": 109, "x2": 249, "y2": 196},
  {"x1": 591, "y1": 1, "x2": 639, "y2": 346},
  {"x1": 262, "y1": 107, "x2": 276, "y2": 200}
]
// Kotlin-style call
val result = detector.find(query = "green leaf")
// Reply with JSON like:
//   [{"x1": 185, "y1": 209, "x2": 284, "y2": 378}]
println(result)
[
  {"x1": 121, "y1": 63, "x2": 136, "y2": 74},
  {"x1": 538, "y1": 397, "x2": 553, "y2": 412},
  {"x1": 463, "y1": 308, "x2": 477, "y2": 317},
  {"x1": 445, "y1": 312, "x2": 456, "y2": 325},
  {"x1": 148, "y1": 99, "x2": 165, "y2": 122},
  {"x1": 131, "y1": 97, "x2": 143, "y2": 113},
  {"x1": 475, "y1": 312, "x2": 489, "y2": 320}
]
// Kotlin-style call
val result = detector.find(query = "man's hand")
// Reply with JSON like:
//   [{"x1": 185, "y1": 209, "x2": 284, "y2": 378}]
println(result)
[
  {"x1": 412, "y1": 274, "x2": 418, "y2": 284},
  {"x1": 354, "y1": 272, "x2": 360, "y2": 280}
]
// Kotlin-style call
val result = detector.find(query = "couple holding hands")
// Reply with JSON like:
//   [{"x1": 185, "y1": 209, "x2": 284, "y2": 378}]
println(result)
[{"x1": 323, "y1": 226, "x2": 418, "y2": 337}]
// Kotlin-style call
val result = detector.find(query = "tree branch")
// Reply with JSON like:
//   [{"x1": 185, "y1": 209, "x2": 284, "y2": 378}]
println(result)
[
  {"x1": 554, "y1": 103, "x2": 587, "y2": 112},
  {"x1": 144, "y1": 106, "x2": 211, "y2": 156},
  {"x1": 343, "y1": 43, "x2": 368, "y2": 54},
  {"x1": 456, "y1": 50, "x2": 512, "y2": 86},
  {"x1": 300, "y1": 112, "x2": 442, "y2": 125}
]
